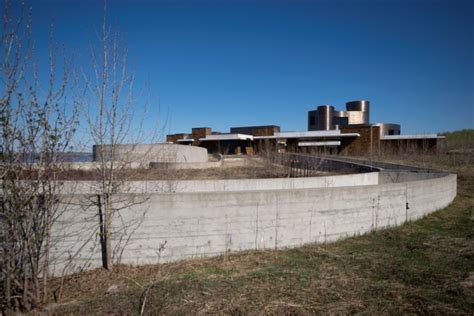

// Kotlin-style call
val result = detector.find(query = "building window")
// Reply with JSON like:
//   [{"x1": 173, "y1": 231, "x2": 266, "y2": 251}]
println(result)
[{"x1": 309, "y1": 115, "x2": 315, "y2": 126}]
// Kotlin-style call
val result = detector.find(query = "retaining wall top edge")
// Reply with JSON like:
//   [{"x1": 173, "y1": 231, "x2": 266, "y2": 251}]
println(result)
[
  {"x1": 378, "y1": 170, "x2": 455, "y2": 183},
  {"x1": 52, "y1": 172, "x2": 378, "y2": 189},
  {"x1": 1, "y1": 172, "x2": 456, "y2": 196},
  {"x1": 50, "y1": 171, "x2": 378, "y2": 185},
  {"x1": 56, "y1": 181, "x2": 415, "y2": 197}
]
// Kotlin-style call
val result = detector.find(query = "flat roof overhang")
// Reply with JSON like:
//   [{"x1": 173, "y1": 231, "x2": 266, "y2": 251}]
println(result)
[
  {"x1": 381, "y1": 134, "x2": 445, "y2": 140},
  {"x1": 199, "y1": 133, "x2": 254, "y2": 141},
  {"x1": 254, "y1": 131, "x2": 359, "y2": 140},
  {"x1": 298, "y1": 141, "x2": 341, "y2": 147},
  {"x1": 177, "y1": 139, "x2": 194, "y2": 143}
]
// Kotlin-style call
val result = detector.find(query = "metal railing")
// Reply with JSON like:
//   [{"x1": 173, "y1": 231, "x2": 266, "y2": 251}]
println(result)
[{"x1": 268, "y1": 153, "x2": 380, "y2": 177}]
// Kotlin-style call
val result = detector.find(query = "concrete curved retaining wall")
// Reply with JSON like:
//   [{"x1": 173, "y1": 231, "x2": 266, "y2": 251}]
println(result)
[
  {"x1": 92, "y1": 143, "x2": 208, "y2": 165},
  {"x1": 61, "y1": 172, "x2": 379, "y2": 194},
  {"x1": 49, "y1": 170, "x2": 456, "y2": 276}
]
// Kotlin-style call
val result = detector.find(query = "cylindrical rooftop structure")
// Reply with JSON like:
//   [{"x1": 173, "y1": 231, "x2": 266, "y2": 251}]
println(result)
[
  {"x1": 345, "y1": 100, "x2": 370, "y2": 125},
  {"x1": 316, "y1": 105, "x2": 335, "y2": 130},
  {"x1": 372, "y1": 123, "x2": 401, "y2": 137},
  {"x1": 333, "y1": 111, "x2": 348, "y2": 129}
]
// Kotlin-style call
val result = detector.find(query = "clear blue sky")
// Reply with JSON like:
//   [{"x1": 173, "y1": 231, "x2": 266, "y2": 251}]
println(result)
[{"x1": 25, "y1": 0, "x2": 474, "y2": 136}]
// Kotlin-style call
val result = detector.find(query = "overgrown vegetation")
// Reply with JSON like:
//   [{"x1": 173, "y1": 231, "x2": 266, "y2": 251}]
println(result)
[
  {"x1": 21, "y1": 158, "x2": 337, "y2": 181},
  {"x1": 43, "y1": 148, "x2": 474, "y2": 314},
  {"x1": 1, "y1": 1, "x2": 155, "y2": 312},
  {"x1": 439, "y1": 129, "x2": 474, "y2": 152},
  {"x1": 0, "y1": 1, "x2": 78, "y2": 311}
]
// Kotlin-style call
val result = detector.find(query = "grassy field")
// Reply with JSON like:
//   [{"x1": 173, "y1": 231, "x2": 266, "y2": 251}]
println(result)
[
  {"x1": 440, "y1": 129, "x2": 474, "y2": 153},
  {"x1": 46, "y1": 152, "x2": 474, "y2": 315}
]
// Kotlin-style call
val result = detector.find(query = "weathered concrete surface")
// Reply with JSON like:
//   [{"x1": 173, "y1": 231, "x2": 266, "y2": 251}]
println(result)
[
  {"x1": 92, "y1": 143, "x2": 208, "y2": 165},
  {"x1": 60, "y1": 153, "x2": 219, "y2": 171},
  {"x1": 378, "y1": 171, "x2": 450, "y2": 183},
  {"x1": 59, "y1": 172, "x2": 380, "y2": 195},
  {"x1": 48, "y1": 171, "x2": 456, "y2": 276}
]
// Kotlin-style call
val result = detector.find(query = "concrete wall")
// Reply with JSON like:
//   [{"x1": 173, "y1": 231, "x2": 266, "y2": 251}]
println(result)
[
  {"x1": 149, "y1": 160, "x2": 222, "y2": 170},
  {"x1": 378, "y1": 171, "x2": 450, "y2": 183},
  {"x1": 92, "y1": 143, "x2": 208, "y2": 165},
  {"x1": 60, "y1": 172, "x2": 379, "y2": 195},
  {"x1": 48, "y1": 170, "x2": 456, "y2": 276},
  {"x1": 61, "y1": 152, "x2": 219, "y2": 171}
]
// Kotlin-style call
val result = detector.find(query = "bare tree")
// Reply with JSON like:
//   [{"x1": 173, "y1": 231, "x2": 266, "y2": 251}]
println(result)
[
  {"x1": 0, "y1": 0, "x2": 78, "y2": 312},
  {"x1": 80, "y1": 0, "x2": 160, "y2": 271}
]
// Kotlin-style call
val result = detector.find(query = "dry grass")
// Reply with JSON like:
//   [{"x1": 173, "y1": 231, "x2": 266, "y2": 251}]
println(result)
[
  {"x1": 24, "y1": 157, "x2": 336, "y2": 181},
  {"x1": 39, "y1": 150, "x2": 474, "y2": 315},
  {"x1": 52, "y1": 165, "x2": 292, "y2": 181}
]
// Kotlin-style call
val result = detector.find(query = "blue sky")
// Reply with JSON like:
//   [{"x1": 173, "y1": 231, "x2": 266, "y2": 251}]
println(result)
[{"x1": 24, "y1": 0, "x2": 474, "y2": 136}]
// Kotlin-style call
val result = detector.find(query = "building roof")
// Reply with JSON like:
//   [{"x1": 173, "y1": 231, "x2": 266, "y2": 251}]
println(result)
[
  {"x1": 199, "y1": 134, "x2": 254, "y2": 141},
  {"x1": 230, "y1": 125, "x2": 280, "y2": 129},
  {"x1": 298, "y1": 141, "x2": 341, "y2": 147},
  {"x1": 381, "y1": 134, "x2": 444, "y2": 140},
  {"x1": 254, "y1": 130, "x2": 360, "y2": 139}
]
